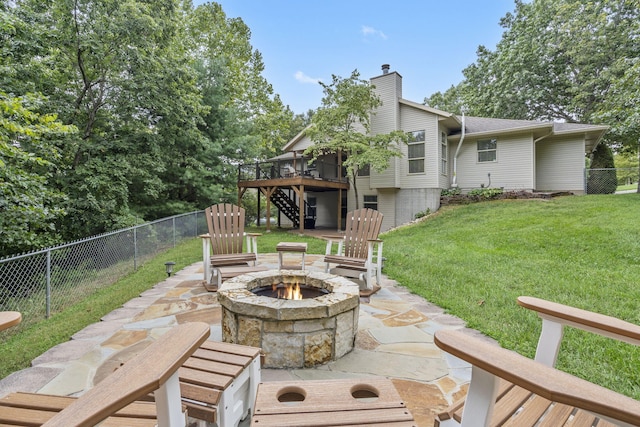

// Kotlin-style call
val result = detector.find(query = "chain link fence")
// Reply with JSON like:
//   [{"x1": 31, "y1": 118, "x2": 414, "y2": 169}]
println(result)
[
  {"x1": 0, "y1": 211, "x2": 206, "y2": 332},
  {"x1": 585, "y1": 167, "x2": 639, "y2": 194}
]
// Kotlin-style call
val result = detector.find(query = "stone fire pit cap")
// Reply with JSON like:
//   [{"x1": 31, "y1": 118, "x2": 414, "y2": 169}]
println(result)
[{"x1": 217, "y1": 269, "x2": 361, "y2": 320}]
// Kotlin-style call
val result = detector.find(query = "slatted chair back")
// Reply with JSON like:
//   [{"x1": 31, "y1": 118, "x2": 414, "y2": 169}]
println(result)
[
  {"x1": 342, "y1": 208, "x2": 383, "y2": 259},
  {"x1": 206, "y1": 204, "x2": 246, "y2": 255}
]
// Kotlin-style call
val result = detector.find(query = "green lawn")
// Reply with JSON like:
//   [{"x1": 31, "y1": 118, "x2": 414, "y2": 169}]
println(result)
[
  {"x1": 0, "y1": 239, "x2": 203, "y2": 379},
  {"x1": 2, "y1": 194, "x2": 639, "y2": 400},
  {"x1": 617, "y1": 183, "x2": 638, "y2": 191},
  {"x1": 382, "y1": 193, "x2": 640, "y2": 399}
]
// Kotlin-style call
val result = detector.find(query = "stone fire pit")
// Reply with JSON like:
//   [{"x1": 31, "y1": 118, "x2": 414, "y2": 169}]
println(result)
[{"x1": 217, "y1": 270, "x2": 360, "y2": 368}]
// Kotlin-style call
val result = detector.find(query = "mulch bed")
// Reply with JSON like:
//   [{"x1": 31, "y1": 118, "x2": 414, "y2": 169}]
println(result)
[{"x1": 440, "y1": 190, "x2": 573, "y2": 206}]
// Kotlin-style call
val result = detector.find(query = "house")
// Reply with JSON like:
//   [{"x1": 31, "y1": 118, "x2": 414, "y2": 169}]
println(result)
[{"x1": 238, "y1": 64, "x2": 608, "y2": 232}]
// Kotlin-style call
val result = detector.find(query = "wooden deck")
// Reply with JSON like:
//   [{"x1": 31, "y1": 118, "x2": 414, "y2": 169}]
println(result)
[
  {"x1": 238, "y1": 176, "x2": 349, "y2": 192},
  {"x1": 238, "y1": 175, "x2": 349, "y2": 233}
]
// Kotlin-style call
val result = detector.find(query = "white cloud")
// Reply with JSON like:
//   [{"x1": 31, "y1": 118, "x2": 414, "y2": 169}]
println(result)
[
  {"x1": 361, "y1": 25, "x2": 387, "y2": 40},
  {"x1": 294, "y1": 71, "x2": 322, "y2": 84}
]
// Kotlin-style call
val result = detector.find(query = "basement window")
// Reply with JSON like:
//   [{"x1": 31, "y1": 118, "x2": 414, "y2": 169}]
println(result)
[{"x1": 363, "y1": 195, "x2": 378, "y2": 210}]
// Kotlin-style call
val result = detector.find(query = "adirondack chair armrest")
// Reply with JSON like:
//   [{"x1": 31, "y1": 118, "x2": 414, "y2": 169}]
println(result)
[
  {"x1": 434, "y1": 329, "x2": 640, "y2": 427},
  {"x1": 323, "y1": 235, "x2": 345, "y2": 256},
  {"x1": 517, "y1": 296, "x2": 640, "y2": 366},
  {"x1": 0, "y1": 311, "x2": 21, "y2": 332},
  {"x1": 245, "y1": 232, "x2": 261, "y2": 258},
  {"x1": 42, "y1": 322, "x2": 210, "y2": 427},
  {"x1": 365, "y1": 239, "x2": 384, "y2": 269}
]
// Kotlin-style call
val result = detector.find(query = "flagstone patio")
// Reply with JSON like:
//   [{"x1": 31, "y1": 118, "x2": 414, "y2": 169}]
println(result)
[{"x1": 0, "y1": 253, "x2": 495, "y2": 426}]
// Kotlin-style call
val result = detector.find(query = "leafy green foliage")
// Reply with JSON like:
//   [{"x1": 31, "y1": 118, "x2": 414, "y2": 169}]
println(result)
[
  {"x1": 425, "y1": 0, "x2": 640, "y2": 154},
  {"x1": 0, "y1": 92, "x2": 77, "y2": 256},
  {"x1": 467, "y1": 187, "x2": 504, "y2": 198},
  {"x1": 440, "y1": 188, "x2": 462, "y2": 196},
  {"x1": 587, "y1": 143, "x2": 617, "y2": 194},
  {"x1": 413, "y1": 209, "x2": 430, "y2": 219},
  {"x1": 1, "y1": 0, "x2": 298, "y2": 253}
]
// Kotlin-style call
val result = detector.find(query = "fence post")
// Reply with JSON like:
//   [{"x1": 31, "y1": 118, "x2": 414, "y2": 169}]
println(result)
[
  {"x1": 173, "y1": 217, "x2": 176, "y2": 248},
  {"x1": 584, "y1": 168, "x2": 588, "y2": 194},
  {"x1": 46, "y1": 249, "x2": 51, "y2": 319},
  {"x1": 133, "y1": 227, "x2": 138, "y2": 271}
]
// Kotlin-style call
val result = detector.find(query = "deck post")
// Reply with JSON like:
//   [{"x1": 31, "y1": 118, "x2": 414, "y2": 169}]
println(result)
[
  {"x1": 299, "y1": 184, "x2": 305, "y2": 233},
  {"x1": 337, "y1": 188, "x2": 342, "y2": 231}
]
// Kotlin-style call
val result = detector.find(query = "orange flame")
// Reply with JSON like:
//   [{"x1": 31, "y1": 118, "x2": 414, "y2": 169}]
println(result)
[{"x1": 272, "y1": 281, "x2": 303, "y2": 300}]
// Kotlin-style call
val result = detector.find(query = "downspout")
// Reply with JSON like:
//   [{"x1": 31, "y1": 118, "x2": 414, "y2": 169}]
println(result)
[
  {"x1": 533, "y1": 131, "x2": 553, "y2": 144},
  {"x1": 451, "y1": 112, "x2": 465, "y2": 188}
]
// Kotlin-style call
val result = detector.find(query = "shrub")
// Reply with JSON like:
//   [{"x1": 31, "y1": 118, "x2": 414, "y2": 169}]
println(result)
[{"x1": 414, "y1": 209, "x2": 431, "y2": 219}]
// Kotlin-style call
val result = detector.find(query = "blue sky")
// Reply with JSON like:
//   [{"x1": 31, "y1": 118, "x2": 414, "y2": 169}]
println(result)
[{"x1": 194, "y1": 1, "x2": 516, "y2": 114}]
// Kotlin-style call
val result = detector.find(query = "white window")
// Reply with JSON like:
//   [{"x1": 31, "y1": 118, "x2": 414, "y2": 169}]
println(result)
[
  {"x1": 407, "y1": 130, "x2": 425, "y2": 173},
  {"x1": 440, "y1": 132, "x2": 448, "y2": 175},
  {"x1": 363, "y1": 195, "x2": 378, "y2": 210},
  {"x1": 477, "y1": 138, "x2": 497, "y2": 162}
]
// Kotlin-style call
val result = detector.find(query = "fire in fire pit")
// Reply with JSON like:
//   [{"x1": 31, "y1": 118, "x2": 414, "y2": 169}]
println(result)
[
  {"x1": 218, "y1": 270, "x2": 360, "y2": 368},
  {"x1": 252, "y1": 282, "x2": 330, "y2": 300}
]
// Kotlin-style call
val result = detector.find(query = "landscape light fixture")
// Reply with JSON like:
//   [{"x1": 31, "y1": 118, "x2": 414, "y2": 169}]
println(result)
[{"x1": 164, "y1": 261, "x2": 176, "y2": 277}]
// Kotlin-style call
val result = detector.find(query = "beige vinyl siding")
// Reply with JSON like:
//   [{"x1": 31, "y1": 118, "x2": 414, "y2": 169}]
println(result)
[
  {"x1": 395, "y1": 105, "x2": 441, "y2": 189},
  {"x1": 370, "y1": 72, "x2": 402, "y2": 189},
  {"x1": 287, "y1": 134, "x2": 314, "y2": 152},
  {"x1": 536, "y1": 136, "x2": 585, "y2": 193},
  {"x1": 455, "y1": 134, "x2": 534, "y2": 191},
  {"x1": 439, "y1": 126, "x2": 451, "y2": 189},
  {"x1": 370, "y1": 71, "x2": 401, "y2": 135}
]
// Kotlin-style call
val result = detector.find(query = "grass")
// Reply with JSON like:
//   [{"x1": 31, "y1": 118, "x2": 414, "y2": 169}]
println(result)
[
  {"x1": 617, "y1": 183, "x2": 638, "y2": 191},
  {"x1": 2, "y1": 195, "x2": 639, "y2": 400},
  {"x1": 382, "y1": 193, "x2": 640, "y2": 399},
  {"x1": 0, "y1": 238, "x2": 203, "y2": 379}
]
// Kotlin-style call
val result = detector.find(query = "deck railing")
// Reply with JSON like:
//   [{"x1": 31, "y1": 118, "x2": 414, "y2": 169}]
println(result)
[{"x1": 238, "y1": 157, "x2": 347, "y2": 183}]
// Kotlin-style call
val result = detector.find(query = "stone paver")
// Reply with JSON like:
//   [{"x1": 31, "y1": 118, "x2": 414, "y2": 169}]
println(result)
[{"x1": 0, "y1": 253, "x2": 474, "y2": 427}]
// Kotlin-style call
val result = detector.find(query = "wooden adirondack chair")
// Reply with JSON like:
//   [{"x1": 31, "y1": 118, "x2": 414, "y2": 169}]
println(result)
[
  {"x1": 434, "y1": 296, "x2": 640, "y2": 427},
  {"x1": 323, "y1": 208, "x2": 384, "y2": 296},
  {"x1": 200, "y1": 203, "x2": 267, "y2": 290},
  {"x1": 0, "y1": 322, "x2": 210, "y2": 427}
]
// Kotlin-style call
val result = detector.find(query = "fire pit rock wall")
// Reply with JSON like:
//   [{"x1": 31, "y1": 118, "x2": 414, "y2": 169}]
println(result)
[{"x1": 217, "y1": 270, "x2": 360, "y2": 369}]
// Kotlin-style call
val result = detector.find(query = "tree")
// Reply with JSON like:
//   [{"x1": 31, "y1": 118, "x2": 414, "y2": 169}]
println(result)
[
  {"x1": 597, "y1": 53, "x2": 640, "y2": 192},
  {"x1": 1, "y1": 0, "x2": 301, "y2": 252},
  {"x1": 304, "y1": 70, "x2": 406, "y2": 209},
  {"x1": 587, "y1": 143, "x2": 617, "y2": 194},
  {"x1": 613, "y1": 152, "x2": 639, "y2": 186},
  {"x1": 424, "y1": 84, "x2": 466, "y2": 115},
  {"x1": 460, "y1": 0, "x2": 639, "y2": 125},
  {"x1": 0, "y1": 92, "x2": 77, "y2": 256}
]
